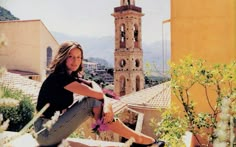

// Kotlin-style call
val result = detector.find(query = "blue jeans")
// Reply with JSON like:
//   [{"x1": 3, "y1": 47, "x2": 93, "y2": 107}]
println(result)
[{"x1": 34, "y1": 97, "x2": 102, "y2": 146}]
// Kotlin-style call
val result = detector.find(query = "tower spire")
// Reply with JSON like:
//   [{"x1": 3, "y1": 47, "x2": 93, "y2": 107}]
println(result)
[{"x1": 120, "y1": 0, "x2": 135, "y2": 6}]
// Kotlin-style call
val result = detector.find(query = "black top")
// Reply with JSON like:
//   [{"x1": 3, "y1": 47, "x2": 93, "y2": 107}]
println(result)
[{"x1": 36, "y1": 72, "x2": 75, "y2": 118}]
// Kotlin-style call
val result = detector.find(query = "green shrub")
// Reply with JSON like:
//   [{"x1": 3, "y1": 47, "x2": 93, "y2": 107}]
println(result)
[
  {"x1": 150, "y1": 104, "x2": 187, "y2": 146},
  {"x1": 0, "y1": 86, "x2": 24, "y2": 100},
  {"x1": 169, "y1": 56, "x2": 236, "y2": 146},
  {"x1": 150, "y1": 56, "x2": 236, "y2": 146},
  {"x1": 0, "y1": 87, "x2": 35, "y2": 132}
]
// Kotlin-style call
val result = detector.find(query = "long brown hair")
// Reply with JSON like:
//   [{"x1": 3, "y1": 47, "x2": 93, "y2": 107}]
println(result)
[{"x1": 48, "y1": 41, "x2": 84, "y2": 74}]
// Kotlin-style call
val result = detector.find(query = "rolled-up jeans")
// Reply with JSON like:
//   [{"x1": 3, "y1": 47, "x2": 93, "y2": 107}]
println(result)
[{"x1": 34, "y1": 97, "x2": 102, "y2": 146}]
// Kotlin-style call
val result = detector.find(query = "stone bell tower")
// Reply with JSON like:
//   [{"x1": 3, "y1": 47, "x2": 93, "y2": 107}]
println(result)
[{"x1": 112, "y1": 0, "x2": 144, "y2": 96}]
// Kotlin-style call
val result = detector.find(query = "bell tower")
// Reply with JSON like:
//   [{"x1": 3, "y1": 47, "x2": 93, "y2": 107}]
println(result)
[{"x1": 112, "y1": 0, "x2": 144, "y2": 96}]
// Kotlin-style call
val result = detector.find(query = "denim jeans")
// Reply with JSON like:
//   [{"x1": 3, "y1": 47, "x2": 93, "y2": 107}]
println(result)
[{"x1": 34, "y1": 97, "x2": 102, "y2": 146}]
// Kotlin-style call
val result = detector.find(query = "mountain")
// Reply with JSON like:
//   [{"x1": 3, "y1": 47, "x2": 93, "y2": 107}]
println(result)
[
  {"x1": 52, "y1": 32, "x2": 115, "y2": 66},
  {"x1": 142, "y1": 41, "x2": 171, "y2": 74},
  {"x1": 51, "y1": 32, "x2": 170, "y2": 74},
  {"x1": 0, "y1": 6, "x2": 170, "y2": 75},
  {"x1": 0, "y1": 6, "x2": 19, "y2": 21}
]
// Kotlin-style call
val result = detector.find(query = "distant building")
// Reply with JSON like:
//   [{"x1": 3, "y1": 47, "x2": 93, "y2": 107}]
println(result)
[
  {"x1": 83, "y1": 61, "x2": 97, "y2": 71},
  {"x1": 100, "y1": 73, "x2": 114, "y2": 84},
  {"x1": 97, "y1": 64, "x2": 106, "y2": 70}
]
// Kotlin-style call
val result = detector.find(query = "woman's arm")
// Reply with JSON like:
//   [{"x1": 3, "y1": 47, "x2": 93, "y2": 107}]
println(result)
[
  {"x1": 65, "y1": 80, "x2": 114, "y2": 122},
  {"x1": 89, "y1": 81, "x2": 115, "y2": 123},
  {"x1": 64, "y1": 81, "x2": 104, "y2": 100},
  {"x1": 85, "y1": 81, "x2": 114, "y2": 123}
]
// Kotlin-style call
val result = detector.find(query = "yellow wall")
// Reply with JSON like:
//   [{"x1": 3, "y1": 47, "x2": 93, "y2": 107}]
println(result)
[
  {"x1": 0, "y1": 20, "x2": 58, "y2": 81},
  {"x1": 171, "y1": 0, "x2": 236, "y2": 64},
  {"x1": 170, "y1": 1, "x2": 236, "y2": 145},
  {"x1": 171, "y1": 0, "x2": 236, "y2": 113},
  {"x1": 39, "y1": 21, "x2": 59, "y2": 80}
]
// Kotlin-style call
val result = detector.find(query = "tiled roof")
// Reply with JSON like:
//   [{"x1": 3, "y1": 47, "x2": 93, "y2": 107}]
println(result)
[
  {"x1": 107, "y1": 98, "x2": 127, "y2": 113},
  {"x1": 0, "y1": 72, "x2": 170, "y2": 110},
  {"x1": 0, "y1": 72, "x2": 41, "y2": 103},
  {"x1": 120, "y1": 81, "x2": 171, "y2": 109},
  {"x1": 0, "y1": 72, "x2": 127, "y2": 113},
  {"x1": 8, "y1": 69, "x2": 39, "y2": 76}
]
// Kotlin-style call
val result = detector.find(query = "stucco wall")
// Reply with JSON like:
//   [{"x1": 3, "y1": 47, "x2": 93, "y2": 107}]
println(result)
[
  {"x1": 0, "y1": 20, "x2": 41, "y2": 72},
  {"x1": 170, "y1": 0, "x2": 236, "y2": 113},
  {"x1": 39, "y1": 21, "x2": 59, "y2": 81},
  {"x1": 171, "y1": 0, "x2": 236, "y2": 64},
  {"x1": 129, "y1": 107, "x2": 163, "y2": 138},
  {"x1": 0, "y1": 20, "x2": 59, "y2": 81},
  {"x1": 170, "y1": 1, "x2": 236, "y2": 145}
]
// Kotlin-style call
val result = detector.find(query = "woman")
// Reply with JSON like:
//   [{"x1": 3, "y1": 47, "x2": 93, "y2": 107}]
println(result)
[{"x1": 34, "y1": 41, "x2": 165, "y2": 147}]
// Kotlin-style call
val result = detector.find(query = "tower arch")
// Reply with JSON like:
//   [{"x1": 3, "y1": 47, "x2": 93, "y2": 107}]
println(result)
[
  {"x1": 46, "y1": 46, "x2": 52, "y2": 67},
  {"x1": 119, "y1": 75, "x2": 126, "y2": 96}
]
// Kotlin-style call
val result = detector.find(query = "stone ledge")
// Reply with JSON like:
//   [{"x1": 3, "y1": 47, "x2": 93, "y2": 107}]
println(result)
[
  {"x1": 0, "y1": 131, "x2": 38, "y2": 147},
  {"x1": 67, "y1": 138, "x2": 124, "y2": 147},
  {"x1": 0, "y1": 131, "x2": 125, "y2": 147}
]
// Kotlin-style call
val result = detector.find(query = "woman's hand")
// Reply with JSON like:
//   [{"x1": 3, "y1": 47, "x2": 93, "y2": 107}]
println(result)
[{"x1": 103, "y1": 103, "x2": 114, "y2": 124}]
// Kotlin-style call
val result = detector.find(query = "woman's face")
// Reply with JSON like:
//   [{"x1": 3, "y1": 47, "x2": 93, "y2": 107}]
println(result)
[{"x1": 66, "y1": 48, "x2": 82, "y2": 74}]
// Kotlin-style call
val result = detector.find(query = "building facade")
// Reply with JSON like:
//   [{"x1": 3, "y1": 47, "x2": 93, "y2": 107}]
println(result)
[
  {"x1": 0, "y1": 20, "x2": 59, "y2": 81},
  {"x1": 171, "y1": 0, "x2": 236, "y2": 113},
  {"x1": 170, "y1": 1, "x2": 236, "y2": 145},
  {"x1": 83, "y1": 61, "x2": 98, "y2": 71}
]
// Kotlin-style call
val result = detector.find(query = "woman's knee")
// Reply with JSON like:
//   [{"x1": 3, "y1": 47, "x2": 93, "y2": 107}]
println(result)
[{"x1": 85, "y1": 97, "x2": 102, "y2": 108}]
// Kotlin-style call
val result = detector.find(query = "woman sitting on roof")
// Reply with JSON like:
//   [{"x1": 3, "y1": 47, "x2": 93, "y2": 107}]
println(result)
[{"x1": 34, "y1": 40, "x2": 165, "y2": 147}]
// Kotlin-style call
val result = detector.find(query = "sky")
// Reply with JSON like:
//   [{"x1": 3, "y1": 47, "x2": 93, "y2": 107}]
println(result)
[{"x1": 1, "y1": 0, "x2": 170, "y2": 44}]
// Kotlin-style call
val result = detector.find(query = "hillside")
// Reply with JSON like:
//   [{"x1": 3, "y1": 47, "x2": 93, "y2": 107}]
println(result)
[
  {"x1": 0, "y1": 6, "x2": 19, "y2": 21},
  {"x1": 0, "y1": 6, "x2": 170, "y2": 75},
  {"x1": 52, "y1": 32, "x2": 171, "y2": 74}
]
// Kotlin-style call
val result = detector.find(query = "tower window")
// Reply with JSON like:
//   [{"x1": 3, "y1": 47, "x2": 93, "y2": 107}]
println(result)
[
  {"x1": 120, "y1": 59, "x2": 126, "y2": 67},
  {"x1": 133, "y1": 25, "x2": 138, "y2": 42},
  {"x1": 120, "y1": 24, "x2": 126, "y2": 48},
  {"x1": 134, "y1": 30, "x2": 138, "y2": 41},
  {"x1": 135, "y1": 59, "x2": 140, "y2": 67},
  {"x1": 136, "y1": 76, "x2": 140, "y2": 91},
  {"x1": 120, "y1": 24, "x2": 125, "y2": 42},
  {"x1": 120, "y1": 76, "x2": 126, "y2": 96}
]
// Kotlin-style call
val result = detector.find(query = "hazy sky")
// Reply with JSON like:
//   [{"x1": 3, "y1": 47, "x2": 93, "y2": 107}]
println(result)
[{"x1": 1, "y1": 0, "x2": 170, "y2": 44}]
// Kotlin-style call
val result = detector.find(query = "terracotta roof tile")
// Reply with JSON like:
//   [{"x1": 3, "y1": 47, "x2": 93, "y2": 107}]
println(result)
[
  {"x1": 120, "y1": 81, "x2": 171, "y2": 109},
  {"x1": 0, "y1": 72, "x2": 41, "y2": 103},
  {"x1": 1, "y1": 72, "x2": 169, "y2": 111}
]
